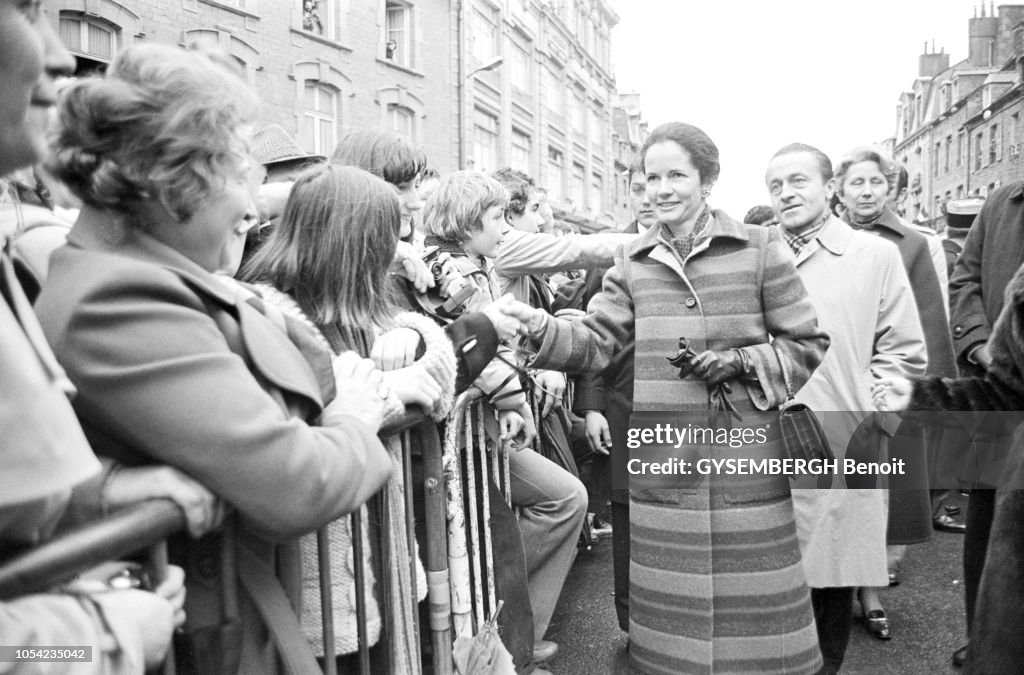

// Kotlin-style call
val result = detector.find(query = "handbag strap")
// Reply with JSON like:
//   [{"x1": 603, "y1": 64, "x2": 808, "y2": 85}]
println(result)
[
  {"x1": 771, "y1": 343, "x2": 794, "y2": 402},
  {"x1": 236, "y1": 542, "x2": 321, "y2": 675}
]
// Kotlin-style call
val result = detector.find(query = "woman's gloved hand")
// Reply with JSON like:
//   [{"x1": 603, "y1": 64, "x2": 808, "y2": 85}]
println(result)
[{"x1": 687, "y1": 349, "x2": 742, "y2": 386}]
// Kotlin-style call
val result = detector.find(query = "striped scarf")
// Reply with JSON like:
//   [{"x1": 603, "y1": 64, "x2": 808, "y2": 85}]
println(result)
[{"x1": 780, "y1": 212, "x2": 827, "y2": 257}]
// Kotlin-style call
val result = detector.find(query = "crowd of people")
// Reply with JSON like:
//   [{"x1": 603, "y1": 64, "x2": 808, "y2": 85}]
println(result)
[{"x1": 5, "y1": 3, "x2": 1024, "y2": 674}]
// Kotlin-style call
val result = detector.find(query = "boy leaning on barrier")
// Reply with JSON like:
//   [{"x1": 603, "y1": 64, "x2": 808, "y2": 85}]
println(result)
[{"x1": 421, "y1": 171, "x2": 588, "y2": 671}]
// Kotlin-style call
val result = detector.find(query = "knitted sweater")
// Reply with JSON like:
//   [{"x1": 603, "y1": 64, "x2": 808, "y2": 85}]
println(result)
[{"x1": 253, "y1": 285, "x2": 452, "y2": 667}]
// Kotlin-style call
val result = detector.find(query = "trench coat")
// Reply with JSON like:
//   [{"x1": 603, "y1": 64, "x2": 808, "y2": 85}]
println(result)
[
  {"x1": 34, "y1": 211, "x2": 393, "y2": 674},
  {"x1": 531, "y1": 210, "x2": 829, "y2": 675},
  {"x1": 787, "y1": 217, "x2": 927, "y2": 588}
]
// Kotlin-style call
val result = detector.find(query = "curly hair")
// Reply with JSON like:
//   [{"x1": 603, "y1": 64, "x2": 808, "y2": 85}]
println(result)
[
  {"x1": 47, "y1": 43, "x2": 257, "y2": 225},
  {"x1": 331, "y1": 130, "x2": 426, "y2": 186},
  {"x1": 422, "y1": 171, "x2": 507, "y2": 243},
  {"x1": 240, "y1": 164, "x2": 401, "y2": 331},
  {"x1": 640, "y1": 122, "x2": 720, "y2": 187},
  {"x1": 491, "y1": 167, "x2": 535, "y2": 218}
]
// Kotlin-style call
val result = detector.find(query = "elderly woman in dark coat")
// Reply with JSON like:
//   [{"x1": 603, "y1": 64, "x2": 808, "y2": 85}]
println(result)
[{"x1": 503, "y1": 122, "x2": 829, "y2": 675}]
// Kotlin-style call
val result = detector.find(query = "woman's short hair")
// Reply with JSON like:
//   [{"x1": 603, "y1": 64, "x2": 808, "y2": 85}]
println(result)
[
  {"x1": 48, "y1": 43, "x2": 257, "y2": 224},
  {"x1": 834, "y1": 146, "x2": 896, "y2": 195},
  {"x1": 640, "y1": 122, "x2": 720, "y2": 187},
  {"x1": 422, "y1": 171, "x2": 507, "y2": 243},
  {"x1": 240, "y1": 164, "x2": 400, "y2": 329},
  {"x1": 331, "y1": 130, "x2": 426, "y2": 186},
  {"x1": 491, "y1": 167, "x2": 535, "y2": 217}
]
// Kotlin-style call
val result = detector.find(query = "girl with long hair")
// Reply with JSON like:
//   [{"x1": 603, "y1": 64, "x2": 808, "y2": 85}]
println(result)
[{"x1": 240, "y1": 163, "x2": 455, "y2": 672}]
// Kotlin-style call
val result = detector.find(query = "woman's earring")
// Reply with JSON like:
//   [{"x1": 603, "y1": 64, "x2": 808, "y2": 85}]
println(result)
[{"x1": 700, "y1": 187, "x2": 711, "y2": 199}]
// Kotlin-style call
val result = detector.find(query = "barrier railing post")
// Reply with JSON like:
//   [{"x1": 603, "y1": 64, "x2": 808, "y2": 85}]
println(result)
[
  {"x1": 420, "y1": 417, "x2": 453, "y2": 675},
  {"x1": 0, "y1": 409, "x2": 464, "y2": 675},
  {"x1": 443, "y1": 401, "x2": 474, "y2": 639},
  {"x1": 149, "y1": 540, "x2": 177, "y2": 675},
  {"x1": 401, "y1": 430, "x2": 422, "y2": 658},
  {"x1": 317, "y1": 525, "x2": 337, "y2": 675}
]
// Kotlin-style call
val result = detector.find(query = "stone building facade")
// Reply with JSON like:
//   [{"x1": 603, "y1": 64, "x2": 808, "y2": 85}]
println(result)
[
  {"x1": 46, "y1": 0, "x2": 639, "y2": 226},
  {"x1": 50, "y1": 0, "x2": 457, "y2": 173},
  {"x1": 891, "y1": 3, "x2": 1024, "y2": 230}
]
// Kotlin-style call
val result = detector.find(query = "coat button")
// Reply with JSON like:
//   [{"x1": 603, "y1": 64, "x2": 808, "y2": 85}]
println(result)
[{"x1": 685, "y1": 297, "x2": 697, "y2": 308}]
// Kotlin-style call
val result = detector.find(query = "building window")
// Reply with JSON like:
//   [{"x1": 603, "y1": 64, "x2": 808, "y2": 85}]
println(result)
[
  {"x1": 511, "y1": 40, "x2": 531, "y2": 91},
  {"x1": 957, "y1": 131, "x2": 964, "y2": 167},
  {"x1": 944, "y1": 135, "x2": 951, "y2": 173},
  {"x1": 571, "y1": 162, "x2": 585, "y2": 206},
  {"x1": 546, "y1": 146, "x2": 564, "y2": 196},
  {"x1": 542, "y1": 67, "x2": 564, "y2": 116},
  {"x1": 590, "y1": 108, "x2": 602, "y2": 145},
  {"x1": 989, "y1": 124, "x2": 999, "y2": 164},
  {"x1": 511, "y1": 129, "x2": 531, "y2": 173},
  {"x1": 59, "y1": 14, "x2": 117, "y2": 74},
  {"x1": 472, "y1": 108, "x2": 499, "y2": 173},
  {"x1": 589, "y1": 172, "x2": 603, "y2": 214},
  {"x1": 471, "y1": 6, "x2": 498, "y2": 64},
  {"x1": 956, "y1": 185, "x2": 964, "y2": 199},
  {"x1": 975, "y1": 132, "x2": 983, "y2": 170},
  {"x1": 303, "y1": 83, "x2": 338, "y2": 156},
  {"x1": 933, "y1": 142, "x2": 940, "y2": 178},
  {"x1": 387, "y1": 104, "x2": 415, "y2": 144},
  {"x1": 297, "y1": 0, "x2": 344, "y2": 42},
  {"x1": 385, "y1": 1, "x2": 411, "y2": 67},
  {"x1": 1012, "y1": 113, "x2": 1020, "y2": 148},
  {"x1": 571, "y1": 91, "x2": 586, "y2": 136}
]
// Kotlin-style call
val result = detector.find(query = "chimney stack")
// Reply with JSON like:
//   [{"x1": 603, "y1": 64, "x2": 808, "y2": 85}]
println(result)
[{"x1": 969, "y1": 5, "x2": 999, "y2": 66}]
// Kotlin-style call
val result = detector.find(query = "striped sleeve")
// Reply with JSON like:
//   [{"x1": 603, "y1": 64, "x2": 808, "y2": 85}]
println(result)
[{"x1": 745, "y1": 226, "x2": 830, "y2": 409}]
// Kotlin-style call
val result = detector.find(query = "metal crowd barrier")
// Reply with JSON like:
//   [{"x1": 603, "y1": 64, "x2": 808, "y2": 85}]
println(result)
[
  {"x1": 443, "y1": 389, "x2": 513, "y2": 643},
  {"x1": 0, "y1": 394, "x2": 512, "y2": 675}
]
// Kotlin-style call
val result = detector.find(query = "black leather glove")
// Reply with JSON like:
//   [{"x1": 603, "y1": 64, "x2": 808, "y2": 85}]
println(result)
[
  {"x1": 687, "y1": 349, "x2": 742, "y2": 386},
  {"x1": 667, "y1": 338, "x2": 699, "y2": 379}
]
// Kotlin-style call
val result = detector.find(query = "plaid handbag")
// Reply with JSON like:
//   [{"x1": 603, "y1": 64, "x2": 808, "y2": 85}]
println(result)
[{"x1": 774, "y1": 344, "x2": 834, "y2": 463}]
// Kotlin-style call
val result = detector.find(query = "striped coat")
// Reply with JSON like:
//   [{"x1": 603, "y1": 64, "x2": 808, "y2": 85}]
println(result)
[{"x1": 532, "y1": 210, "x2": 829, "y2": 674}]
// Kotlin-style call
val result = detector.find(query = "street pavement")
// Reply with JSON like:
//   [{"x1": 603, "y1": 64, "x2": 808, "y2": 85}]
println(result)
[{"x1": 545, "y1": 495, "x2": 970, "y2": 674}]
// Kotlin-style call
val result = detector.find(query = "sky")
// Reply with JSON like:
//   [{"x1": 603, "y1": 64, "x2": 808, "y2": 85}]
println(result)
[{"x1": 610, "y1": 0, "x2": 981, "y2": 216}]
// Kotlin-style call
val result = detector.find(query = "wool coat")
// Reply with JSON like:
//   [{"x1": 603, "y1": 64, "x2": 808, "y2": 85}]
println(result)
[
  {"x1": 949, "y1": 181, "x2": 1024, "y2": 369},
  {"x1": 787, "y1": 217, "x2": 927, "y2": 588},
  {"x1": 902, "y1": 262, "x2": 1024, "y2": 673},
  {"x1": 532, "y1": 210, "x2": 829, "y2": 675},
  {"x1": 945, "y1": 182, "x2": 1024, "y2": 488},
  {"x1": 34, "y1": 212, "x2": 394, "y2": 674},
  {"x1": 844, "y1": 206, "x2": 954, "y2": 542}
]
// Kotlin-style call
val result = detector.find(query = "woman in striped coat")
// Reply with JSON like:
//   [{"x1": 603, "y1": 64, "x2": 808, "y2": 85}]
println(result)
[{"x1": 503, "y1": 122, "x2": 829, "y2": 674}]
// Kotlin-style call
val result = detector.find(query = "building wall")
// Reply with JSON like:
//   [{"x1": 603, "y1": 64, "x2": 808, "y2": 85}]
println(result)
[
  {"x1": 49, "y1": 0, "x2": 638, "y2": 224},
  {"x1": 50, "y1": 0, "x2": 455, "y2": 171},
  {"x1": 966, "y1": 93, "x2": 1024, "y2": 195},
  {"x1": 893, "y1": 5, "x2": 1024, "y2": 228},
  {"x1": 460, "y1": 0, "x2": 620, "y2": 224}
]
